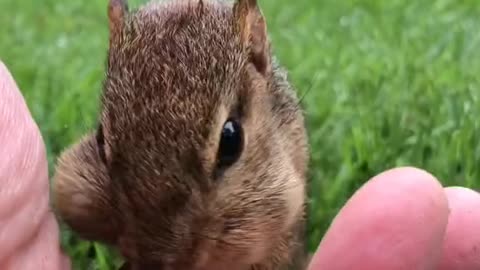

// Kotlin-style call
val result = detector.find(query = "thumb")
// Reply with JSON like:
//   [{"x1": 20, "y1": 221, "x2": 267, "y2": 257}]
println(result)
[{"x1": 0, "y1": 61, "x2": 70, "y2": 269}]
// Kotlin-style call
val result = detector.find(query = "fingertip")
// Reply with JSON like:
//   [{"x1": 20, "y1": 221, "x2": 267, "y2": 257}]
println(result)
[
  {"x1": 309, "y1": 166, "x2": 449, "y2": 270},
  {"x1": 438, "y1": 187, "x2": 480, "y2": 270},
  {"x1": 372, "y1": 166, "x2": 445, "y2": 194},
  {"x1": 370, "y1": 166, "x2": 449, "y2": 211}
]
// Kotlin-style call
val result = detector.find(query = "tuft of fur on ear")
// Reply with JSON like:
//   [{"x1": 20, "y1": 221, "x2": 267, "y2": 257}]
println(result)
[
  {"x1": 233, "y1": 0, "x2": 271, "y2": 76},
  {"x1": 108, "y1": 0, "x2": 129, "y2": 43}
]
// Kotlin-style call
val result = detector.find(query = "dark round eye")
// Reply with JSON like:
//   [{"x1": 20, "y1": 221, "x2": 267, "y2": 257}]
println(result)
[{"x1": 217, "y1": 119, "x2": 244, "y2": 168}]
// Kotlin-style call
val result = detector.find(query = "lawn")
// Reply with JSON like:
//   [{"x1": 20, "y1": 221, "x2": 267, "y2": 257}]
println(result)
[{"x1": 1, "y1": 0, "x2": 480, "y2": 269}]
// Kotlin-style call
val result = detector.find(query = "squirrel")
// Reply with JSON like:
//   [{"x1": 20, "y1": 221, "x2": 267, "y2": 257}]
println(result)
[{"x1": 51, "y1": 0, "x2": 310, "y2": 269}]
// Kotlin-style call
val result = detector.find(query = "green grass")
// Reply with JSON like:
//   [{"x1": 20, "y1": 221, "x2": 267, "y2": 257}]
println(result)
[{"x1": 2, "y1": 0, "x2": 480, "y2": 269}]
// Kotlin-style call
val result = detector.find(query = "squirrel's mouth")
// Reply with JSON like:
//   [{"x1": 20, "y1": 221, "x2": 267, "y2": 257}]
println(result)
[{"x1": 117, "y1": 236, "x2": 263, "y2": 270}]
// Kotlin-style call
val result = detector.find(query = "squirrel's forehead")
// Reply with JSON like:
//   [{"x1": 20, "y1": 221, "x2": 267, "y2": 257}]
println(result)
[
  {"x1": 101, "y1": 82, "x2": 229, "y2": 133},
  {"x1": 102, "y1": 0, "x2": 244, "y2": 130},
  {"x1": 113, "y1": 9, "x2": 241, "y2": 70},
  {"x1": 108, "y1": 0, "x2": 243, "y2": 77}
]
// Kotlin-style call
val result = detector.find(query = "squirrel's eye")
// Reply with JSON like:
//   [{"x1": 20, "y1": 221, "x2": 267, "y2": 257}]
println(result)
[
  {"x1": 96, "y1": 124, "x2": 107, "y2": 164},
  {"x1": 217, "y1": 119, "x2": 243, "y2": 168}
]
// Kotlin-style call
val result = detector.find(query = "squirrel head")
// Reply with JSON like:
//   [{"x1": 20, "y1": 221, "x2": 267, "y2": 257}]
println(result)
[{"x1": 52, "y1": 0, "x2": 307, "y2": 269}]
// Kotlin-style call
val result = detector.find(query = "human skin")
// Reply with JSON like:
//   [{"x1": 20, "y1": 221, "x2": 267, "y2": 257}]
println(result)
[{"x1": 1, "y1": 60, "x2": 480, "y2": 270}]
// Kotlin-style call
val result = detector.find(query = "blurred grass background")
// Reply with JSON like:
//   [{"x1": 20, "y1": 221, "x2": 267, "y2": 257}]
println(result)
[{"x1": 1, "y1": 0, "x2": 480, "y2": 269}]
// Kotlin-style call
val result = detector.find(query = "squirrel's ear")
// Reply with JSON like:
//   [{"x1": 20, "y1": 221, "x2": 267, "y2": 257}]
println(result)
[
  {"x1": 108, "y1": 0, "x2": 128, "y2": 43},
  {"x1": 233, "y1": 0, "x2": 271, "y2": 75}
]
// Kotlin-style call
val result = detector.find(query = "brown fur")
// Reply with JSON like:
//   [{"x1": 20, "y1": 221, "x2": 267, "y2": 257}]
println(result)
[{"x1": 52, "y1": 0, "x2": 309, "y2": 269}]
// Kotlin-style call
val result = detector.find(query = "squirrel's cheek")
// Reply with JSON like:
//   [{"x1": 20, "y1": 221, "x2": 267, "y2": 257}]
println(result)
[
  {"x1": 283, "y1": 172, "x2": 306, "y2": 231},
  {"x1": 244, "y1": 239, "x2": 270, "y2": 265}
]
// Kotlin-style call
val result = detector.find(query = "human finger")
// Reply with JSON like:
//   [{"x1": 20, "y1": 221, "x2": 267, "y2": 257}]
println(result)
[
  {"x1": 308, "y1": 167, "x2": 449, "y2": 270},
  {"x1": 0, "y1": 60, "x2": 70, "y2": 269},
  {"x1": 437, "y1": 187, "x2": 480, "y2": 270}
]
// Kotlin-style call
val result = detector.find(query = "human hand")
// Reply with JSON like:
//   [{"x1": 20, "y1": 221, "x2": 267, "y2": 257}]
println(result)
[
  {"x1": 308, "y1": 167, "x2": 480, "y2": 270},
  {"x1": 0, "y1": 61, "x2": 70, "y2": 269}
]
